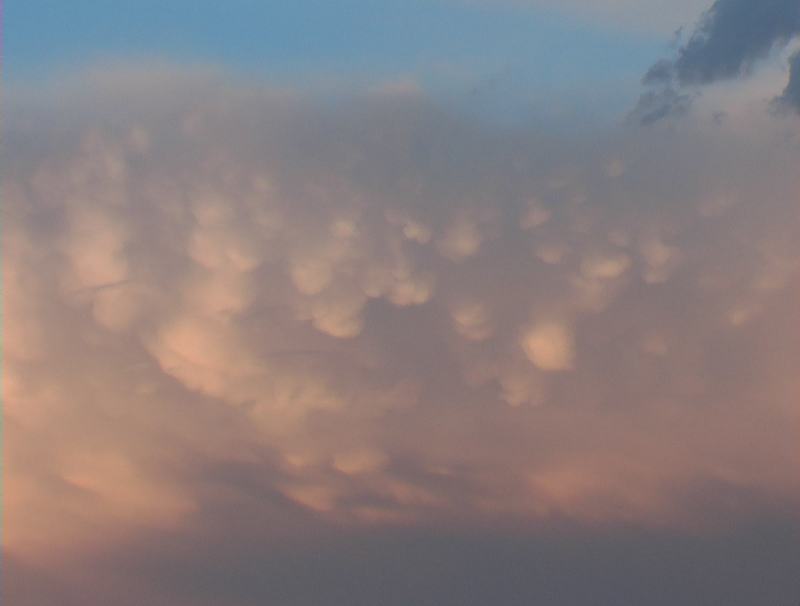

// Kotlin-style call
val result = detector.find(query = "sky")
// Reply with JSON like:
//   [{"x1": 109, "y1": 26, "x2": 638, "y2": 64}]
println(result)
[
  {"x1": 3, "y1": 1, "x2": 800, "y2": 605},
  {"x1": 5, "y1": 0, "x2": 675, "y2": 128}
]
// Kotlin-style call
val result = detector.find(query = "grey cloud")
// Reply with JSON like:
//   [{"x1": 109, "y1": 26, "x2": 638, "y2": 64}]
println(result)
[
  {"x1": 642, "y1": 59, "x2": 676, "y2": 86},
  {"x1": 675, "y1": 0, "x2": 800, "y2": 84},
  {"x1": 776, "y1": 50, "x2": 800, "y2": 111},
  {"x1": 630, "y1": 86, "x2": 694, "y2": 125},
  {"x1": 636, "y1": 0, "x2": 800, "y2": 122}
]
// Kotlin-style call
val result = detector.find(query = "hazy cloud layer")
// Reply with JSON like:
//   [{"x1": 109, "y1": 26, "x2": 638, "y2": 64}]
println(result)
[
  {"x1": 4, "y1": 67, "x2": 800, "y2": 604},
  {"x1": 636, "y1": 0, "x2": 800, "y2": 122}
]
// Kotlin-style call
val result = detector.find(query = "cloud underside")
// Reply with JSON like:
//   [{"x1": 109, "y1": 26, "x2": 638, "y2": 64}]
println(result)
[
  {"x1": 636, "y1": 0, "x2": 800, "y2": 122},
  {"x1": 4, "y1": 68, "x2": 800, "y2": 604}
]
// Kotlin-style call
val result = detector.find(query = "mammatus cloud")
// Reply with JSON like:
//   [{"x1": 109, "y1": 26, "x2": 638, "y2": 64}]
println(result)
[
  {"x1": 635, "y1": 0, "x2": 800, "y2": 122},
  {"x1": 3, "y1": 67, "x2": 800, "y2": 604}
]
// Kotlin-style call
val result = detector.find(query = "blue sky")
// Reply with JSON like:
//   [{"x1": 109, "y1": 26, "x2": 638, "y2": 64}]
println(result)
[{"x1": 6, "y1": 0, "x2": 666, "y2": 120}]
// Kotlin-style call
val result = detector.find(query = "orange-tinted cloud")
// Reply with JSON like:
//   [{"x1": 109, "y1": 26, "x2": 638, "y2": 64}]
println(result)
[{"x1": 3, "y1": 66, "x2": 800, "y2": 604}]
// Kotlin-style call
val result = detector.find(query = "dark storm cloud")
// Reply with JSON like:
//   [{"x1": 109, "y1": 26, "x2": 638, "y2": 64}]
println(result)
[
  {"x1": 635, "y1": 0, "x2": 800, "y2": 122},
  {"x1": 675, "y1": 0, "x2": 800, "y2": 84}
]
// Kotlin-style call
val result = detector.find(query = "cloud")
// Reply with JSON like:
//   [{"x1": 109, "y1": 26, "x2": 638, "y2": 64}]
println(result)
[
  {"x1": 635, "y1": 0, "x2": 800, "y2": 121},
  {"x1": 4, "y1": 66, "x2": 800, "y2": 604},
  {"x1": 777, "y1": 49, "x2": 800, "y2": 109},
  {"x1": 521, "y1": 321, "x2": 575, "y2": 371},
  {"x1": 676, "y1": 0, "x2": 800, "y2": 84}
]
